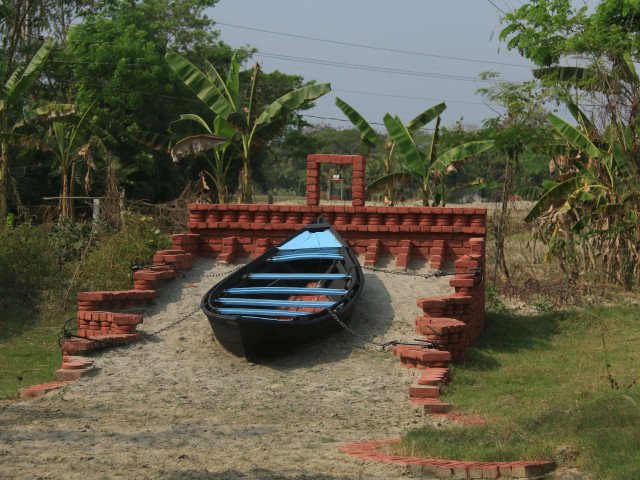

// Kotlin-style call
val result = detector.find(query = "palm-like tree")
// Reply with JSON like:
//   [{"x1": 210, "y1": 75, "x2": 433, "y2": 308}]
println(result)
[
  {"x1": 44, "y1": 105, "x2": 100, "y2": 218},
  {"x1": 165, "y1": 50, "x2": 331, "y2": 203},
  {"x1": 368, "y1": 111, "x2": 493, "y2": 206},
  {"x1": 0, "y1": 39, "x2": 73, "y2": 218},
  {"x1": 335, "y1": 98, "x2": 446, "y2": 205}
]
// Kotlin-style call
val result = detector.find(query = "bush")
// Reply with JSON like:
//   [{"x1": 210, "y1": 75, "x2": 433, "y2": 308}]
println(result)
[
  {"x1": 0, "y1": 222, "x2": 60, "y2": 309},
  {"x1": 73, "y1": 214, "x2": 170, "y2": 292}
]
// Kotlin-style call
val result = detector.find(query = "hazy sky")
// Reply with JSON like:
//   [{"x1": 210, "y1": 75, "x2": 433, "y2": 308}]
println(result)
[{"x1": 209, "y1": 0, "x2": 538, "y2": 130}]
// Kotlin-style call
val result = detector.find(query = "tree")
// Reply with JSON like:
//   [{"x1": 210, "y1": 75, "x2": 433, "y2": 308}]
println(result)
[
  {"x1": 42, "y1": 104, "x2": 103, "y2": 218},
  {"x1": 335, "y1": 98, "x2": 446, "y2": 205},
  {"x1": 477, "y1": 73, "x2": 550, "y2": 282},
  {"x1": 0, "y1": 39, "x2": 73, "y2": 219},
  {"x1": 165, "y1": 50, "x2": 331, "y2": 203},
  {"x1": 500, "y1": 0, "x2": 640, "y2": 171},
  {"x1": 66, "y1": 0, "x2": 242, "y2": 202},
  {"x1": 500, "y1": 0, "x2": 640, "y2": 285}
]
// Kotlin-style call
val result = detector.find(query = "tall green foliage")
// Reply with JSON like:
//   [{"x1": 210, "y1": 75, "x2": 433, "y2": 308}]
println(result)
[
  {"x1": 165, "y1": 50, "x2": 331, "y2": 203},
  {"x1": 0, "y1": 39, "x2": 74, "y2": 219},
  {"x1": 501, "y1": 0, "x2": 640, "y2": 285},
  {"x1": 66, "y1": 0, "x2": 240, "y2": 202},
  {"x1": 335, "y1": 98, "x2": 446, "y2": 205},
  {"x1": 362, "y1": 102, "x2": 493, "y2": 206}
]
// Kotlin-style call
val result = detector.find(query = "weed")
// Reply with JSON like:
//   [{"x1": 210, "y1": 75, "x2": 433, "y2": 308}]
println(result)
[{"x1": 485, "y1": 284, "x2": 508, "y2": 313}]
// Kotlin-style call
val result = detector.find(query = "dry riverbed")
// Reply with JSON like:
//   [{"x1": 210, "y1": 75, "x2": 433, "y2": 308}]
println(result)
[{"x1": 0, "y1": 257, "x2": 452, "y2": 479}]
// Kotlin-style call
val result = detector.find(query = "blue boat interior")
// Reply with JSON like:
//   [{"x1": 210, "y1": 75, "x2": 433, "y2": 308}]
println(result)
[{"x1": 215, "y1": 228, "x2": 352, "y2": 320}]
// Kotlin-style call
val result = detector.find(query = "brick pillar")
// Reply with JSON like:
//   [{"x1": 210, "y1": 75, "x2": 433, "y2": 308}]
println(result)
[
  {"x1": 351, "y1": 155, "x2": 366, "y2": 207},
  {"x1": 306, "y1": 159, "x2": 320, "y2": 206}
]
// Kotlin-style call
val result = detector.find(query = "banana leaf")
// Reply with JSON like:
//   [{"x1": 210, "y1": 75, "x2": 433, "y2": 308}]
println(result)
[
  {"x1": 383, "y1": 114, "x2": 424, "y2": 176},
  {"x1": 366, "y1": 172, "x2": 414, "y2": 193},
  {"x1": 172, "y1": 113, "x2": 213, "y2": 134},
  {"x1": 406, "y1": 102, "x2": 446, "y2": 133},
  {"x1": 255, "y1": 83, "x2": 331, "y2": 126},
  {"x1": 335, "y1": 97, "x2": 382, "y2": 149},
  {"x1": 533, "y1": 66, "x2": 605, "y2": 91},
  {"x1": 547, "y1": 113, "x2": 601, "y2": 159},
  {"x1": 251, "y1": 116, "x2": 288, "y2": 146},
  {"x1": 432, "y1": 141, "x2": 494, "y2": 170},
  {"x1": 524, "y1": 176, "x2": 583, "y2": 222},
  {"x1": 564, "y1": 99, "x2": 596, "y2": 138},
  {"x1": 5, "y1": 40, "x2": 55, "y2": 106},
  {"x1": 134, "y1": 131, "x2": 174, "y2": 153},
  {"x1": 165, "y1": 50, "x2": 232, "y2": 117},
  {"x1": 170, "y1": 134, "x2": 227, "y2": 162}
]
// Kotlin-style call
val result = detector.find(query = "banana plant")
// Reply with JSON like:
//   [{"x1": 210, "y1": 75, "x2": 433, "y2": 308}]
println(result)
[
  {"x1": 166, "y1": 50, "x2": 331, "y2": 203},
  {"x1": 525, "y1": 113, "x2": 638, "y2": 224},
  {"x1": 43, "y1": 104, "x2": 104, "y2": 219},
  {"x1": 367, "y1": 113, "x2": 493, "y2": 206},
  {"x1": 335, "y1": 98, "x2": 445, "y2": 205},
  {"x1": 0, "y1": 39, "x2": 74, "y2": 218},
  {"x1": 526, "y1": 112, "x2": 640, "y2": 284}
]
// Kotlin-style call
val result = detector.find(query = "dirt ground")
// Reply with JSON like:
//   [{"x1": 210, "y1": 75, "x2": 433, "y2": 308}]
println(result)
[{"x1": 0, "y1": 257, "x2": 453, "y2": 479}]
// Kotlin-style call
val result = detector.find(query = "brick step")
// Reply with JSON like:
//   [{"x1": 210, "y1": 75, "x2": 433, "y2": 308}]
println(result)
[
  {"x1": 54, "y1": 365, "x2": 96, "y2": 382},
  {"x1": 77, "y1": 311, "x2": 143, "y2": 326},
  {"x1": 61, "y1": 358, "x2": 94, "y2": 370},
  {"x1": 417, "y1": 368, "x2": 450, "y2": 386},
  {"x1": 152, "y1": 250, "x2": 193, "y2": 269},
  {"x1": 77, "y1": 290, "x2": 157, "y2": 302},
  {"x1": 410, "y1": 397, "x2": 454, "y2": 414},
  {"x1": 61, "y1": 338, "x2": 102, "y2": 355},
  {"x1": 415, "y1": 317, "x2": 466, "y2": 336},
  {"x1": 61, "y1": 333, "x2": 141, "y2": 355},
  {"x1": 409, "y1": 384, "x2": 440, "y2": 398},
  {"x1": 20, "y1": 381, "x2": 70, "y2": 399},
  {"x1": 392, "y1": 345, "x2": 451, "y2": 364},
  {"x1": 132, "y1": 266, "x2": 178, "y2": 282}
]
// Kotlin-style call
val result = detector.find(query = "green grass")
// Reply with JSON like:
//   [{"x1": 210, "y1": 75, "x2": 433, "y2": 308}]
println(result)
[
  {"x1": 0, "y1": 304, "x2": 63, "y2": 399},
  {"x1": 396, "y1": 307, "x2": 640, "y2": 479}
]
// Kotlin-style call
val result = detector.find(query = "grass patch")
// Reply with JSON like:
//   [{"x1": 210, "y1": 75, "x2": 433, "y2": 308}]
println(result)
[{"x1": 396, "y1": 307, "x2": 640, "y2": 479}]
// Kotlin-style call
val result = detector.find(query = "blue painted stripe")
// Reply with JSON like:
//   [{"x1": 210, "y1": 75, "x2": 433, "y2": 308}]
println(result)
[
  {"x1": 217, "y1": 298, "x2": 335, "y2": 308},
  {"x1": 224, "y1": 287, "x2": 347, "y2": 296},
  {"x1": 247, "y1": 273, "x2": 349, "y2": 280},
  {"x1": 218, "y1": 308, "x2": 310, "y2": 317},
  {"x1": 270, "y1": 253, "x2": 343, "y2": 262}
]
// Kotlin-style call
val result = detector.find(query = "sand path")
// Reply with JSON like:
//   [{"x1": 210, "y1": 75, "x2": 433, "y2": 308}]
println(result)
[{"x1": 0, "y1": 258, "x2": 452, "y2": 479}]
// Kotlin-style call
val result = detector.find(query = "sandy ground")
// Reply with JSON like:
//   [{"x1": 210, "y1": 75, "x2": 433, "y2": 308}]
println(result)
[{"x1": 0, "y1": 257, "x2": 453, "y2": 480}]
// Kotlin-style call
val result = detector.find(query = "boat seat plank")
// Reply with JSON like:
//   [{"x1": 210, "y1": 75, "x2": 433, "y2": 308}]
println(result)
[
  {"x1": 247, "y1": 273, "x2": 349, "y2": 280},
  {"x1": 269, "y1": 253, "x2": 343, "y2": 262},
  {"x1": 225, "y1": 287, "x2": 347, "y2": 296},
  {"x1": 218, "y1": 308, "x2": 310, "y2": 317},
  {"x1": 217, "y1": 298, "x2": 336, "y2": 308}
]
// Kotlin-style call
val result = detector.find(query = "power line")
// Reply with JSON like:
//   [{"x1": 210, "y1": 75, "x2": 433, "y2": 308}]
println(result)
[
  {"x1": 82, "y1": 83, "x2": 470, "y2": 131},
  {"x1": 333, "y1": 88, "x2": 492, "y2": 106},
  {"x1": 255, "y1": 52, "x2": 506, "y2": 83},
  {"x1": 215, "y1": 21, "x2": 530, "y2": 69},
  {"x1": 52, "y1": 54, "x2": 507, "y2": 84}
]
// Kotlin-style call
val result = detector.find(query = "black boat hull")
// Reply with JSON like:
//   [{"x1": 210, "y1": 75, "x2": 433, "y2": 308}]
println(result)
[
  {"x1": 205, "y1": 300, "x2": 357, "y2": 358},
  {"x1": 201, "y1": 219, "x2": 363, "y2": 360}
]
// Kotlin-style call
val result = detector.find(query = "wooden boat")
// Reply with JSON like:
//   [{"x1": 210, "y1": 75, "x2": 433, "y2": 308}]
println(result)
[{"x1": 201, "y1": 217, "x2": 364, "y2": 359}]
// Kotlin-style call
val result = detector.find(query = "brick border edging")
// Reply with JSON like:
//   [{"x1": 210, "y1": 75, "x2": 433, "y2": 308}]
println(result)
[{"x1": 341, "y1": 439, "x2": 556, "y2": 479}]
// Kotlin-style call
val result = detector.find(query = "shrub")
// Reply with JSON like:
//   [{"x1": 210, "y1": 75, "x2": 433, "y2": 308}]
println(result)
[
  {"x1": 72, "y1": 214, "x2": 170, "y2": 293},
  {"x1": 0, "y1": 222, "x2": 60, "y2": 309}
]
